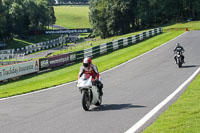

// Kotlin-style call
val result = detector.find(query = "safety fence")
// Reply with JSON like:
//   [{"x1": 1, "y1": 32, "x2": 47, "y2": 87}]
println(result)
[
  {"x1": 0, "y1": 28, "x2": 162, "y2": 81},
  {"x1": 0, "y1": 35, "x2": 66, "y2": 60},
  {"x1": 76, "y1": 27, "x2": 162, "y2": 62}
]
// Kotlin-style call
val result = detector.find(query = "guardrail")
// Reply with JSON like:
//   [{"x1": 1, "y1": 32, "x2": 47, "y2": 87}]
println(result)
[
  {"x1": 0, "y1": 35, "x2": 66, "y2": 60},
  {"x1": 76, "y1": 27, "x2": 162, "y2": 62},
  {"x1": 0, "y1": 28, "x2": 162, "y2": 81}
]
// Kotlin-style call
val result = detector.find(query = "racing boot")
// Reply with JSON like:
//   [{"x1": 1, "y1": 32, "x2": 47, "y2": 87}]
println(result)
[{"x1": 99, "y1": 87, "x2": 103, "y2": 96}]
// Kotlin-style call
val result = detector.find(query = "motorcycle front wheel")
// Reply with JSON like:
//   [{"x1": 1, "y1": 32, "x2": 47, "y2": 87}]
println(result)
[
  {"x1": 82, "y1": 90, "x2": 90, "y2": 111},
  {"x1": 178, "y1": 58, "x2": 182, "y2": 68}
]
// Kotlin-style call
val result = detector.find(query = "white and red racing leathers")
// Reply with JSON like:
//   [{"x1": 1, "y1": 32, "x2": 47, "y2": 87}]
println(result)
[{"x1": 78, "y1": 64, "x2": 100, "y2": 81}]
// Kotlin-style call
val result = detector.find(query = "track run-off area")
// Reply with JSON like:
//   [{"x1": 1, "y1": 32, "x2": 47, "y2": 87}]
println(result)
[{"x1": 0, "y1": 31, "x2": 200, "y2": 133}]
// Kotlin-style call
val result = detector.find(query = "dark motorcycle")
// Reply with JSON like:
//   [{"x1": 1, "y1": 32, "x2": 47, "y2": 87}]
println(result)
[{"x1": 175, "y1": 51, "x2": 183, "y2": 68}]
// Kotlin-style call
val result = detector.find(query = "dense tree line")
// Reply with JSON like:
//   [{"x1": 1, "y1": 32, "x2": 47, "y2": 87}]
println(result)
[
  {"x1": 0, "y1": 0, "x2": 56, "y2": 41},
  {"x1": 89, "y1": 0, "x2": 200, "y2": 38}
]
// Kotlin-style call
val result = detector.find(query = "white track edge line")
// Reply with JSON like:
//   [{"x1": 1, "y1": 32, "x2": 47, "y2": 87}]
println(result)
[
  {"x1": 0, "y1": 32, "x2": 187, "y2": 101},
  {"x1": 125, "y1": 67, "x2": 200, "y2": 133}
]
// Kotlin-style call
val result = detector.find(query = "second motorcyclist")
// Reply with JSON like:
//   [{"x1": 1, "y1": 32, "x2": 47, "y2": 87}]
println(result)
[{"x1": 174, "y1": 43, "x2": 185, "y2": 64}]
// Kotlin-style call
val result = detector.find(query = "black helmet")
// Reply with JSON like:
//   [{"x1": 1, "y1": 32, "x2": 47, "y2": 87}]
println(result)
[{"x1": 176, "y1": 43, "x2": 180, "y2": 47}]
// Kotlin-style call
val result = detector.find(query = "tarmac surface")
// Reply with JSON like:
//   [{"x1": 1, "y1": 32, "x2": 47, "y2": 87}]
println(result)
[{"x1": 0, "y1": 31, "x2": 200, "y2": 133}]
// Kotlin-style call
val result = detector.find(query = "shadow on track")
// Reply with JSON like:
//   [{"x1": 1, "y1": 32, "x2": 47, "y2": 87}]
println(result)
[
  {"x1": 91, "y1": 104, "x2": 146, "y2": 111},
  {"x1": 181, "y1": 65, "x2": 200, "y2": 68}
]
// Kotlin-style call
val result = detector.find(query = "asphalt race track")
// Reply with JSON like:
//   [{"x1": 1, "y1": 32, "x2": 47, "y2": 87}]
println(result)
[{"x1": 0, "y1": 31, "x2": 200, "y2": 133}]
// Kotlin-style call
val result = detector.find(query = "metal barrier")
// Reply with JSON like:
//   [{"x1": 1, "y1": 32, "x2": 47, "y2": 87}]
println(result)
[
  {"x1": 0, "y1": 35, "x2": 66, "y2": 60},
  {"x1": 77, "y1": 28, "x2": 162, "y2": 62},
  {"x1": 0, "y1": 28, "x2": 162, "y2": 81}
]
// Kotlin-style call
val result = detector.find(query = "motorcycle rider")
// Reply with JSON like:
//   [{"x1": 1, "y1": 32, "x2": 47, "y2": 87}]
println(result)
[
  {"x1": 174, "y1": 43, "x2": 185, "y2": 64},
  {"x1": 78, "y1": 57, "x2": 103, "y2": 96}
]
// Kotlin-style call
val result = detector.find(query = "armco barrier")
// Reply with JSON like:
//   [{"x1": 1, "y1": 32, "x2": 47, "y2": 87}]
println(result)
[
  {"x1": 73, "y1": 27, "x2": 162, "y2": 62},
  {"x1": 22, "y1": 35, "x2": 66, "y2": 55},
  {"x1": 0, "y1": 35, "x2": 66, "y2": 60},
  {"x1": 0, "y1": 28, "x2": 162, "y2": 81},
  {"x1": 69, "y1": 28, "x2": 162, "y2": 64},
  {"x1": 76, "y1": 50, "x2": 84, "y2": 62}
]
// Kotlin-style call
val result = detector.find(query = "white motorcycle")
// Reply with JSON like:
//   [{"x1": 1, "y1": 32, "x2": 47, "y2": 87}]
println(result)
[{"x1": 77, "y1": 74, "x2": 102, "y2": 111}]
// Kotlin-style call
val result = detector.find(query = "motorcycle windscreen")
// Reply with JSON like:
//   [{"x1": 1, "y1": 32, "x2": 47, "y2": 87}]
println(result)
[{"x1": 78, "y1": 74, "x2": 92, "y2": 88}]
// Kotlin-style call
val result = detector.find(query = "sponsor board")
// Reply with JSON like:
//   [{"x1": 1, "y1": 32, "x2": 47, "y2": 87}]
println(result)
[
  {"x1": 49, "y1": 53, "x2": 76, "y2": 68},
  {"x1": 39, "y1": 58, "x2": 49, "y2": 70},
  {"x1": 30, "y1": 29, "x2": 92, "y2": 35},
  {"x1": 0, "y1": 60, "x2": 39, "y2": 81},
  {"x1": 45, "y1": 29, "x2": 92, "y2": 34}
]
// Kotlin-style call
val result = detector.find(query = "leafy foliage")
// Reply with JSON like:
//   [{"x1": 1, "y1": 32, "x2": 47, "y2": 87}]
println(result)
[
  {"x1": 89, "y1": 0, "x2": 200, "y2": 38},
  {"x1": 0, "y1": 0, "x2": 56, "y2": 41}
]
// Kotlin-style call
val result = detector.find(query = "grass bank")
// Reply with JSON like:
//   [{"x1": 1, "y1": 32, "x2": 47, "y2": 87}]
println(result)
[
  {"x1": 4, "y1": 5, "x2": 90, "y2": 50},
  {"x1": 6, "y1": 35, "x2": 60, "y2": 49},
  {"x1": 54, "y1": 5, "x2": 90, "y2": 29},
  {"x1": 143, "y1": 73, "x2": 200, "y2": 133},
  {"x1": 164, "y1": 21, "x2": 200, "y2": 31},
  {"x1": 0, "y1": 31, "x2": 184, "y2": 98}
]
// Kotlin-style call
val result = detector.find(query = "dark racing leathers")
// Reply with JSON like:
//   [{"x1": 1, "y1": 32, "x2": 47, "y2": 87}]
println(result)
[
  {"x1": 174, "y1": 46, "x2": 185, "y2": 63},
  {"x1": 78, "y1": 64, "x2": 103, "y2": 96}
]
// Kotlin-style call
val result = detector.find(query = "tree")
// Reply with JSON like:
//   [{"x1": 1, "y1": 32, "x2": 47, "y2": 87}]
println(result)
[
  {"x1": 0, "y1": 0, "x2": 13, "y2": 40},
  {"x1": 89, "y1": 0, "x2": 135, "y2": 38},
  {"x1": 89, "y1": 0, "x2": 108, "y2": 38},
  {"x1": 0, "y1": 0, "x2": 5, "y2": 40},
  {"x1": 89, "y1": 0, "x2": 200, "y2": 38},
  {"x1": 48, "y1": 0, "x2": 55, "y2": 5},
  {"x1": 48, "y1": 6, "x2": 56, "y2": 29},
  {"x1": 0, "y1": 0, "x2": 56, "y2": 41},
  {"x1": 9, "y1": 1, "x2": 24, "y2": 35}
]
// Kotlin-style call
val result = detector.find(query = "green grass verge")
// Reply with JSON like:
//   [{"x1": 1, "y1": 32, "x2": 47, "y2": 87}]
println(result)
[
  {"x1": 143, "y1": 73, "x2": 200, "y2": 133},
  {"x1": 163, "y1": 21, "x2": 200, "y2": 31},
  {"x1": 0, "y1": 31, "x2": 184, "y2": 98},
  {"x1": 6, "y1": 35, "x2": 60, "y2": 49},
  {"x1": 54, "y1": 5, "x2": 90, "y2": 29}
]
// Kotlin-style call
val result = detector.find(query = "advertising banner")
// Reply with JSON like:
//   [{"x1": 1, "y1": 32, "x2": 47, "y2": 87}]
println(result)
[
  {"x1": 39, "y1": 58, "x2": 49, "y2": 70},
  {"x1": 30, "y1": 29, "x2": 92, "y2": 35},
  {"x1": 45, "y1": 29, "x2": 92, "y2": 34},
  {"x1": 49, "y1": 52, "x2": 76, "y2": 68},
  {"x1": 0, "y1": 60, "x2": 39, "y2": 81}
]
